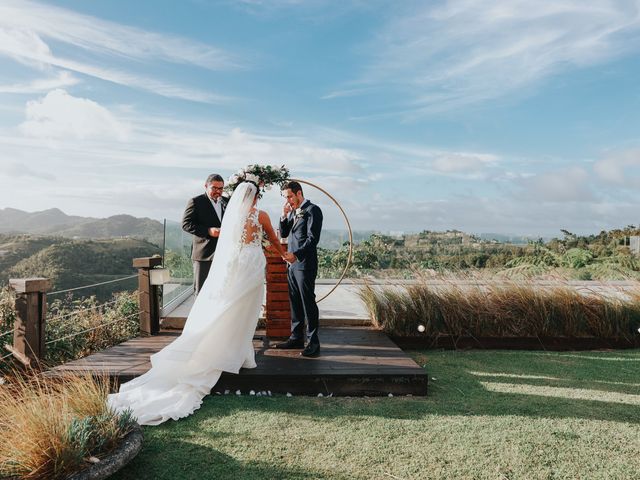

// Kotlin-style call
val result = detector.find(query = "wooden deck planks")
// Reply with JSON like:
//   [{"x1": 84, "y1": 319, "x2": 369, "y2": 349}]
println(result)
[{"x1": 49, "y1": 327, "x2": 427, "y2": 396}]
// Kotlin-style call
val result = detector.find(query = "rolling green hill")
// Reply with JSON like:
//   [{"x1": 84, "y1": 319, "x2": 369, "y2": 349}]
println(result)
[{"x1": 0, "y1": 234, "x2": 161, "y2": 297}]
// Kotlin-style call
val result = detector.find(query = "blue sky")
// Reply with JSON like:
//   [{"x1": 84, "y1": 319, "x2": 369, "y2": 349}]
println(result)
[{"x1": 1, "y1": 0, "x2": 640, "y2": 235}]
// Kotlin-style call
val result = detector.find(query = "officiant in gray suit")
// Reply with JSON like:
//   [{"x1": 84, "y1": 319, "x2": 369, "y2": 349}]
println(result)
[{"x1": 182, "y1": 173, "x2": 228, "y2": 294}]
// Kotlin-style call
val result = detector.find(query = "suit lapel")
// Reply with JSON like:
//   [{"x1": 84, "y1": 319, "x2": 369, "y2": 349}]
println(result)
[{"x1": 292, "y1": 202, "x2": 311, "y2": 231}]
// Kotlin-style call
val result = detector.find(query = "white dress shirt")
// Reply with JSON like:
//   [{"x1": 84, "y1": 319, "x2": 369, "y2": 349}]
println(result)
[{"x1": 209, "y1": 197, "x2": 223, "y2": 221}]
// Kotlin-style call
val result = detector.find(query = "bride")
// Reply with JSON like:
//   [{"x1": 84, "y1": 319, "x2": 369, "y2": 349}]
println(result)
[{"x1": 108, "y1": 180, "x2": 287, "y2": 425}]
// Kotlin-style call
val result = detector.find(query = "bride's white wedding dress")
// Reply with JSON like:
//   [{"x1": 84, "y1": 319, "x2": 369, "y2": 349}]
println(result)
[{"x1": 108, "y1": 183, "x2": 266, "y2": 426}]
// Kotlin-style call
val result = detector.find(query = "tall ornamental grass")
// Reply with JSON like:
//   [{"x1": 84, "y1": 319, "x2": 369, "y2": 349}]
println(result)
[
  {"x1": 359, "y1": 276, "x2": 640, "y2": 339},
  {"x1": 0, "y1": 372, "x2": 136, "y2": 480}
]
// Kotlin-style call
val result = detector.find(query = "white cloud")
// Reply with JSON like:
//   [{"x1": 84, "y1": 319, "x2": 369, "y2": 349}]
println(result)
[
  {"x1": 126, "y1": 126, "x2": 366, "y2": 176},
  {"x1": 0, "y1": 71, "x2": 79, "y2": 94},
  {"x1": 430, "y1": 152, "x2": 499, "y2": 174},
  {"x1": 0, "y1": 1, "x2": 240, "y2": 70},
  {"x1": 0, "y1": 1, "x2": 240, "y2": 103},
  {"x1": 343, "y1": 192, "x2": 636, "y2": 236},
  {"x1": 19, "y1": 89, "x2": 129, "y2": 140},
  {"x1": 0, "y1": 93, "x2": 368, "y2": 221},
  {"x1": 0, "y1": 26, "x2": 52, "y2": 70},
  {"x1": 593, "y1": 149, "x2": 640, "y2": 187},
  {"x1": 1, "y1": 87, "x2": 637, "y2": 235},
  {"x1": 2, "y1": 162, "x2": 55, "y2": 180},
  {"x1": 338, "y1": 0, "x2": 640, "y2": 114},
  {"x1": 517, "y1": 166, "x2": 595, "y2": 202}
]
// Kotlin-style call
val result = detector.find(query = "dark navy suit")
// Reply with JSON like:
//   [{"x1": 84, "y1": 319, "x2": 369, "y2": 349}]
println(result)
[{"x1": 279, "y1": 200, "x2": 323, "y2": 345}]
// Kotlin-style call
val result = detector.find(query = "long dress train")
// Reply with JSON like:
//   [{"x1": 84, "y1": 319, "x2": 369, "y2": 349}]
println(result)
[{"x1": 108, "y1": 184, "x2": 265, "y2": 426}]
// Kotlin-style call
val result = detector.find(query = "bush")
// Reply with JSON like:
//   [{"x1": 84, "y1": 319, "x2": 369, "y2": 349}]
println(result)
[
  {"x1": 0, "y1": 372, "x2": 136, "y2": 479},
  {"x1": 562, "y1": 248, "x2": 594, "y2": 268},
  {"x1": 45, "y1": 292, "x2": 140, "y2": 366},
  {"x1": 0, "y1": 286, "x2": 16, "y2": 338}
]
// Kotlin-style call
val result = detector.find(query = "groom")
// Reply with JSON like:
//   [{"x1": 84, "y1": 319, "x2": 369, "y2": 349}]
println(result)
[
  {"x1": 182, "y1": 173, "x2": 227, "y2": 295},
  {"x1": 276, "y1": 181, "x2": 323, "y2": 357}
]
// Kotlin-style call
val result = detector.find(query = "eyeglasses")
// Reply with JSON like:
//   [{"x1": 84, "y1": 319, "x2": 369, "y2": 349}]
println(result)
[{"x1": 209, "y1": 186, "x2": 224, "y2": 191}]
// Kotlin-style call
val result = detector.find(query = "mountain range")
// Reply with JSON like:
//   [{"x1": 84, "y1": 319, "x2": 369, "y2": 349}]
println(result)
[
  {"x1": 0, "y1": 207, "x2": 374, "y2": 249},
  {"x1": 0, "y1": 208, "x2": 164, "y2": 245}
]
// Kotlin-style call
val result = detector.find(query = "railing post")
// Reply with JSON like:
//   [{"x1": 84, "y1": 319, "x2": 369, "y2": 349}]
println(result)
[
  {"x1": 8, "y1": 277, "x2": 50, "y2": 366},
  {"x1": 133, "y1": 256, "x2": 162, "y2": 336}
]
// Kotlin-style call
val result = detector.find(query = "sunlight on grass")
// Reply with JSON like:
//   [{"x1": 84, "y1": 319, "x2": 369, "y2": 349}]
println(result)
[
  {"x1": 480, "y1": 381, "x2": 640, "y2": 405},
  {"x1": 592, "y1": 379, "x2": 640, "y2": 387},
  {"x1": 530, "y1": 353, "x2": 640, "y2": 361},
  {"x1": 468, "y1": 371, "x2": 561, "y2": 380},
  {"x1": 110, "y1": 349, "x2": 640, "y2": 480},
  {"x1": 469, "y1": 370, "x2": 640, "y2": 387}
]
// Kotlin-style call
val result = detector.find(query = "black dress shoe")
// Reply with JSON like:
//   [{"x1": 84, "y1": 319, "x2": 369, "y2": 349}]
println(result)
[
  {"x1": 301, "y1": 343, "x2": 320, "y2": 358},
  {"x1": 274, "y1": 338, "x2": 304, "y2": 349}
]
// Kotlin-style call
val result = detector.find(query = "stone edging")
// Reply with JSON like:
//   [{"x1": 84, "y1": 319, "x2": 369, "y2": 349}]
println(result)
[{"x1": 67, "y1": 425, "x2": 143, "y2": 480}]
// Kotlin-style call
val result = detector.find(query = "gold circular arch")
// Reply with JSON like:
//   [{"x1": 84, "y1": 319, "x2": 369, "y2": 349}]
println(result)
[{"x1": 288, "y1": 178, "x2": 353, "y2": 303}]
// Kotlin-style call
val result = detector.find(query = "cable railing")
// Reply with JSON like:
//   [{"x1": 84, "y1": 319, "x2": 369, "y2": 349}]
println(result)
[
  {"x1": 1, "y1": 272, "x2": 148, "y2": 369},
  {"x1": 0, "y1": 251, "x2": 171, "y2": 371},
  {"x1": 45, "y1": 297, "x2": 124, "y2": 322},
  {"x1": 0, "y1": 351, "x2": 13, "y2": 363},
  {"x1": 48, "y1": 274, "x2": 138, "y2": 296},
  {"x1": 1, "y1": 306, "x2": 140, "y2": 367},
  {"x1": 45, "y1": 311, "x2": 139, "y2": 346}
]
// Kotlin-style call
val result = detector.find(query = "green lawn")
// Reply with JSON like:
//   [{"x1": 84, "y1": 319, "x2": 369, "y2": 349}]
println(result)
[{"x1": 112, "y1": 349, "x2": 640, "y2": 479}]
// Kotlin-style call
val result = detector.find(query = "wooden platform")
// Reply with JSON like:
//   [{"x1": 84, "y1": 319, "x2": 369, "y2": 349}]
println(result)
[{"x1": 49, "y1": 327, "x2": 427, "y2": 396}]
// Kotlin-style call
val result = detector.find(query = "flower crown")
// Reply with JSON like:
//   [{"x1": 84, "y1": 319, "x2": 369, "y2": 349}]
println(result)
[{"x1": 225, "y1": 164, "x2": 290, "y2": 199}]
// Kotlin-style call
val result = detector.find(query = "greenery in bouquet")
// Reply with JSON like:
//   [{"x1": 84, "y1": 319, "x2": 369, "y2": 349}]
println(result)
[{"x1": 225, "y1": 164, "x2": 290, "y2": 199}]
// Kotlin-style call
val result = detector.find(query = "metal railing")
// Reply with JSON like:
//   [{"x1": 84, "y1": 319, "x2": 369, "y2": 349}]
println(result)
[
  {"x1": 2, "y1": 256, "x2": 161, "y2": 368},
  {"x1": 45, "y1": 311, "x2": 139, "y2": 346},
  {"x1": 48, "y1": 275, "x2": 138, "y2": 296}
]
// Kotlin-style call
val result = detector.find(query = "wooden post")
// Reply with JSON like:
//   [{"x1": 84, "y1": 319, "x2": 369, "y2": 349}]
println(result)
[
  {"x1": 133, "y1": 256, "x2": 162, "y2": 336},
  {"x1": 265, "y1": 241, "x2": 291, "y2": 338},
  {"x1": 8, "y1": 277, "x2": 50, "y2": 366}
]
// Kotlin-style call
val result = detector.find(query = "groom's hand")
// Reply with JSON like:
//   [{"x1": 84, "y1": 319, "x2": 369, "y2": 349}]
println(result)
[
  {"x1": 208, "y1": 227, "x2": 220, "y2": 237},
  {"x1": 283, "y1": 252, "x2": 296, "y2": 264},
  {"x1": 282, "y1": 201, "x2": 293, "y2": 218}
]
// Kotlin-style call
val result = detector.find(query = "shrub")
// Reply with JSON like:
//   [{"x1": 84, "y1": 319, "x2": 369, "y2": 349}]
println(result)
[
  {"x1": 45, "y1": 292, "x2": 140, "y2": 366},
  {"x1": 0, "y1": 372, "x2": 136, "y2": 479},
  {"x1": 0, "y1": 286, "x2": 16, "y2": 338},
  {"x1": 562, "y1": 248, "x2": 594, "y2": 268}
]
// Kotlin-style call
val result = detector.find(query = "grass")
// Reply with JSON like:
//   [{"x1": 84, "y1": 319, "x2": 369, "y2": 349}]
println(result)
[
  {"x1": 111, "y1": 349, "x2": 640, "y2": 480},
  {"x1": 358, "y1": 275, "x2": 640, "y2": 339},
  {"x1": 0, "y1": 372, "x2": 137, "y2": 479}
]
